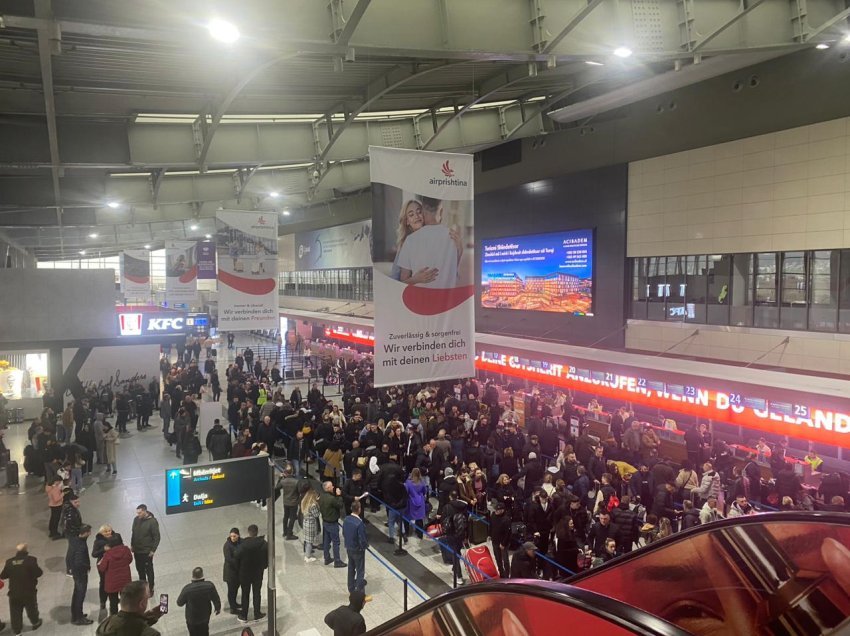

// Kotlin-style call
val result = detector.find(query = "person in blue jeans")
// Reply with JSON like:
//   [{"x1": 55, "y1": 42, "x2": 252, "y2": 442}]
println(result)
[
  {"x1": 342, "y1": 501, "x2": 372, "y2": 601},
  {"x1": 319, "y1": 482, "x2": 347, "y2": 568}
]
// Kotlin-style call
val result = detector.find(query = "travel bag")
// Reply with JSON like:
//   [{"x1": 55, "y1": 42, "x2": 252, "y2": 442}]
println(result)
[
  {"x1": 464, "y1": 545, "x2": 500, "y2": 583},
  {"x1": 5, "y1": 461, "x2": 19, "y2": 488}
]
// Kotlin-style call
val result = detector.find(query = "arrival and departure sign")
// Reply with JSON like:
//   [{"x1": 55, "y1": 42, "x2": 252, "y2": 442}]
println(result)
[{"x1": 165, "y1": 456, "x2": 269, "y2": 515}]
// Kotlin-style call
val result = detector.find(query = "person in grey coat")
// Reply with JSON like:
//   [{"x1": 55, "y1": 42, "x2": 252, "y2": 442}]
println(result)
[{"x1": 93, "y1": 414, "x2": 106, "y2": 465}]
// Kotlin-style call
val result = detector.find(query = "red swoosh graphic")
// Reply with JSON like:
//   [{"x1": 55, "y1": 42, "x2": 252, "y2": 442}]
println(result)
[
  {"x1": 218, "y1": 270, "x2": 277, "y2": 295},
  {"x1": 125, "y1": 274, "x2": 149, "y2": 284},
  {"x1": 402, "y1": 285, "x2": 474, "y2": 315},
  {"x1": 178, "y1": 266, "x2": 197, "y2": 283}
]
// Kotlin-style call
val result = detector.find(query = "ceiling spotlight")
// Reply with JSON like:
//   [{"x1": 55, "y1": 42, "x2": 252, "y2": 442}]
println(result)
[
  {"x1": 79, "y1": 250, "x2": 86, "y2": 256},
  {"x1": 613, "y1": 46, "x2": 633, "y2": 58},
  {"x1": 585, "y1": 60, "x2": 604, "y2": 66},
  {"x1": 844, "y1": 34, "x2": 850, "y2": 43},
  {"x1": 190, "y1": 224, "x2": 199, "y2": 231},
  {"x1": 207, "y1": 18, "x2": 240, "y2": 44},
  {"x1": 282, "y1": 209, "x2": 291, "y2": 216},
  {"x1": 815, "y1": 42, "x2": 830, "y2": 50},
  {"x1": 205, "y1": 234, "x2": 212, "y2": 239},
  {"x1": 106, "y1": 201, "x2": 121, "y2": 209},
  {"x1": 269, "y1": 191, "x2": 281, "y2": 198},
  {"x1": 88, "y1": 233, "x2": 98, "y2": 239},
  {"x1": 143, "y1": 244, "x2": 151, "y2": 249}
]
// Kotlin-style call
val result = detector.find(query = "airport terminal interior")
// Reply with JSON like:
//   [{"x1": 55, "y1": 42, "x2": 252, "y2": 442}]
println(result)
[{"x1": 2, "y1": 1, "x2": 850, "y2": 635}]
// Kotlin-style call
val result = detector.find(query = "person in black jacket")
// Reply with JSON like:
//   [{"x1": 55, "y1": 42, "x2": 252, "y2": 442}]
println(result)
[
  {"x1": 509, "y1": 542, "x2": 538, "y2": 579},
  {"x1": 177, "y1": 566, "x2": 221, "y2": 636},
  {"x1": 234, "y1": 524, "x2": 267, "y2": 623},
  {"x1": 324, "y1": 589, "x2": 367, "y2": 636},
  {"x1": 515, "y1": 453, "x2": 543, "y2": 497},
  {"x1": 222, "y1": 528, "x2": 241, "y2": 614},
  {"x1": 63, "y1": 493, "x2": 83, "y2": 575},
  {"x1": 588, "y1": 511, "x2": 612, "y2": 557},
  {"x1": 0, "y1": 543, "x2": 43, "y2": 635},
  {"x1": 378, "y1": 460, "x2": 407, "y2": 544},
  {"x1": 69, "y1": 524, "x2": 93, "y2": 625},
  {"x1": 651, "y1": 482, "x2": 677, "y2": 527},
  {"x1": 288, "y1": 431, "x2": 308, "y2": 477},
  {"x1": 680, "y1": 500, "x2": 701, "y2": 531},
  {"x1": 525, "y1": 489, "x2": 554, "y2": 557},
  {"x1": 608, "y1": 497, "x2": 638, "y2": 554},
  {"x1": 205, "y1": 420, "x2": 231, "y2": 461},
  {"x1": 489, "y1": 502, "x2": 512, "y2": 578}
]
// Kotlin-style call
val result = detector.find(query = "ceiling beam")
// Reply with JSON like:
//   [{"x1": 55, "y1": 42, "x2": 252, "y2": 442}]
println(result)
[
  {"x1": 336, "y1": 0, "x2": 373, "y2": 46},
  {"x1": 805, "y1": 7, "x2": 850, "y2": 41},
  {"x1": 542, "y1": 0, "x2": 604, "y2": 54},
  {"x1": 33, "y1": 0, "x2": 64, "y2": 256},
  {"x1": 692, "y1": 0, "x2": 768, "y2": 53}
]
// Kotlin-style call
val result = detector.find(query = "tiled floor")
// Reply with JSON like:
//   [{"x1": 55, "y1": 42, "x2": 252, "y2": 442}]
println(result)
[{"x1": 0, "y1": 338, "x2": 452, "y2": 635}]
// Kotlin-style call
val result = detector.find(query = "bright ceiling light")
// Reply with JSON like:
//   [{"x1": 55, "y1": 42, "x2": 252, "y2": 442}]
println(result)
[
  {"x1": 190, "y1": 224, "x2": 199, "y2": 231},
  {"x1": 613, "y1": 46, "x2": 633, "y2": 58},
  {"x1": 815, "y1": 42, "x2": 830, "y2": 50},
  {"x1": 844, "y1": 34, "x2": 850, "y2": 43},
  {"x1": 205, "y1": 234, "x2": 212, "y2": 239},
  {"x1": 282, "y1": 209, "x2": 291, "y2": 216},
  {"x1": 269, "y1": 191, "x2": 281, "y2": 198},
  {"x1": 88, "y1": 233, "x2": 98, "y2": 239},
  {"x1": 585, "y1": 60, "x2": 604, "y2": 66},
  {"x1": 106, "y1": 201, "x2": 121, "y2": 209},
  {"x1": 144, "y1": 244, "x2": 151, "y2": 249},
  {"x1": 208, "y1": 18, "x2": 240, "y2": 44},
  {"x1": 79, "y1": 250, "x2": 86, "y2": 256}
]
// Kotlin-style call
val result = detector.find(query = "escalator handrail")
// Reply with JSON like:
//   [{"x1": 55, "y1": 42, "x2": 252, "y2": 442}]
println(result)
[{"x1": 364, "y1": 579, "x2": 690, "y2": 636}]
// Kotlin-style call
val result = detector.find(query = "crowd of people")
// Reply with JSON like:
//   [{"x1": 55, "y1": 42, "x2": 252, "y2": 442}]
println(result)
[{"x1": 5, "y1": 335, "x2": 850, "y2": 635}]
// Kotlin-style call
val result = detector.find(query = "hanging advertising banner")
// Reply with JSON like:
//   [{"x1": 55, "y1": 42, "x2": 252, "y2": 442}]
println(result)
[
  {"x1": 196, "y1": 241, "x2": 217, "y2": 280},
  {"x1": 165, "y1": 241, "x2": 197, "y2": 304},
  {"x1": 119, "y1": 249, "x2": 151, "y2": 298},
  {"x1": 215, "y1": 210, "x2": 278, "y2": 330},
  {"x1": 294, "y1": 220, "x2": 372, "y2": 270},
  {"x1": 370, "y1": 146, "x2": 475, "y2": 386}
]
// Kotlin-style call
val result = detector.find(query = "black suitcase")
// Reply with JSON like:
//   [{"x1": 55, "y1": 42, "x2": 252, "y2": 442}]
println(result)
[
  {"x1": 469, "y1": 512, "x2": 489, "y2": 545},
  {"x1": 5, "y1": 461, "x2": 19, "y2": 487},
  {"x1": 0, "y1": 448, "x2": 9, "y2": 468}
]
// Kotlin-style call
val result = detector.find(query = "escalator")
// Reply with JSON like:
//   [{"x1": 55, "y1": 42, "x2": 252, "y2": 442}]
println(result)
[{"x1": 368, "y1": 512, "x2": 850, "y2": 636}]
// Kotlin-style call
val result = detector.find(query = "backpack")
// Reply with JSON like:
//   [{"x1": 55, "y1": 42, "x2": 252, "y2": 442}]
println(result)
[
  {"x1": 446, "y1": 511, "x2": 468, "y2": 540},
  {"x1": 606, "y1": 493, "x2": 620, "y2": 512}
]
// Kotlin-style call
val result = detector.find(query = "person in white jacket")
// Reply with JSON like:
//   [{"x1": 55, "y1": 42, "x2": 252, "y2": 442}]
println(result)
[
  {"x1": 692, "y1": 461, "x2": 722, "y2": 504},
  {"x1": 699, "y1": 496, "x2": 725, "y2": 524}
]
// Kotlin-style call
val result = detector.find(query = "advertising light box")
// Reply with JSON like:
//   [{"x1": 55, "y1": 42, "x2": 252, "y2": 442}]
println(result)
[
  {"x1": 481, "y1": 229, "x2": 593, "y2": 316},
  {"x1": 165, "y1": 456, "x2": 269, "y2": 515}
]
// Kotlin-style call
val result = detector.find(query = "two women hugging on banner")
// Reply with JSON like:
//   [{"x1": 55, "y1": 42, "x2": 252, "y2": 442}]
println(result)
[{"x1": 392, "y1": 195, "x2": 465, "y2": 288}]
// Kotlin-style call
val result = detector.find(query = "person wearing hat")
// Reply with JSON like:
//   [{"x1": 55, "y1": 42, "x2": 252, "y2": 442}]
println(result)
[
  {"x1": 437, "y1": 467, "x2": 458, "y2": 509},
  {"x1": 177, "y1": 567, "x2": 221, "y2": 636},
  {"x1": 324, "y1": 589, "x2": 368, "y2": 636},
  {"x1": 510, "y1": 541, "x2": 538, "y2": 579}
]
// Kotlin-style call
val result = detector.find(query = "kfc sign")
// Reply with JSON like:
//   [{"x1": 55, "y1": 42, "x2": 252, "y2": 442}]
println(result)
[{"x1": 118, "y1": 311, "x2": 187, "y2": 336}]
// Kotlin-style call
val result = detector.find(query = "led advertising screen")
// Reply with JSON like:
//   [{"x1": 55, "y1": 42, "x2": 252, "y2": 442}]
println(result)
[{"x1": 481, "y1": 229, "x2": 593, "y2": 315}]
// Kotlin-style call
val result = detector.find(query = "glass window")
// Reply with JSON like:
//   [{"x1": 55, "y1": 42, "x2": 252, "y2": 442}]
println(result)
[
  {"x1": 730, "y1": 253, "x2": 753, "y2": 326},
  {"x1": 646, "y1": 256, "x2": 667, "y2": 320},
  {"x1": 631, "y1": 258, "x2": 648, "y2": 319},
  {"x1": 753, "y1": 252, "x2": 779, "y2": 328},
  {"x1": 839, "y1": 250, "x2": 850, "y2": 334},
  {"x1": 665, "y1": 256, "x2": 687, "y2": 321},
  {"x1": 706, "y1": 255, "x2": 731, "y2": 325},
  {"x1": 684, "y1": 255, "x2": 706, "y2": 323},
  {"x1": 809, "y1": 250, "x2": 838, "y2": 332},
  {"x1": 780, "y1": 251, "x2": 807, "y2": 330}
]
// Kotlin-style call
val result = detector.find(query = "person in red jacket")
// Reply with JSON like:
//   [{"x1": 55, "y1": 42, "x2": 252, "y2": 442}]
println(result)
[{"x1": 97, "y1": 536, "x2": 133, "y2": 615}]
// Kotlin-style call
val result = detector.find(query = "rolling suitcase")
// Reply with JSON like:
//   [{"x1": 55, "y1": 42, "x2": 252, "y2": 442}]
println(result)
[
  {"x1": 468, "y1": 512, "x2": 489, "y2": 545},
  {"x1": 5, "y1": 461, "x2": 19, "y2": 488},
  {"x1": 464, "y1": 545, "x2": 500, "y2": 583}
]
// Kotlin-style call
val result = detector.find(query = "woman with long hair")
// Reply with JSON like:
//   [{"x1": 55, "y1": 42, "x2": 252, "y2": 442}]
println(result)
[
  {"x1": 392, "y1": 199, "x2": 440, "y2": 285},
  {"x1": 300, "y1": 488, "x2": 321, "y2": 563},
  {"x1": 405, "y1": 468, "x2": 429, "y2": 539}
]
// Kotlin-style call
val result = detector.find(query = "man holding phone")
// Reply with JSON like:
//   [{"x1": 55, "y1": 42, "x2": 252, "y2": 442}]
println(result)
[{"x1": 177, "y1": 566, "x2": 221, "y2": 636}]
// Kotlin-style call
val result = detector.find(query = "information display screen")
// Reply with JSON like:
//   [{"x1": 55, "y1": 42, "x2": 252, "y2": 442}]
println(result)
[
  {"x1": 165, "y1": 456, "x2": 269, "y2": 515},
  {"x1": 481, "y1": 229, "x2": 593, "y2": 315}
]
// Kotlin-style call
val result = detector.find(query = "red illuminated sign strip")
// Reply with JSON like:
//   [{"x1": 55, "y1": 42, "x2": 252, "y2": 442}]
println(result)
[
  {"x1": 312, "y1": 331, "x2": 850, "y2": 449},
  {"x1": 324, "y1": 327, "x2": 375, "y2": 347}
]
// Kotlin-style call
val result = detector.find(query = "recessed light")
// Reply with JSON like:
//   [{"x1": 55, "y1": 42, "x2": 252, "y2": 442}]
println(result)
[
  {"x1": 144, "y1": 244, "x2": 151, "y2": 249},
  {"x1": 208, "y1": 18, "x2": 240, "y2": 44},
  {"x1": 190, "y1": 224, "x2": 199, "y2": 231},
  {"x1": 106, "y1": 201, "x2": 120, "y2": 209},
  {"x1": 844, "y1": 34, "x2": 850, "y2": 43},
  {"x1": 205, "y1": 234, "x2": 212, "y2": 239},
  {"x1": 613, "y1": 46, "x2": 633, "y2": 58},
  {"x1": 88, "y1": 233, "x2": 98, "y2": 239},
  {"x1": 282, "y1": 209, "x2": 291, "y2": 216},
  {"x1": 816, "y1": 42, "x2": 830, "y2": 50},
  {"x1": 585, "y1": 60, "x2": 604, "y2": 66},
  {"x1": 269, "y1": 191, "x2": 281, "y2": 198},
  {"x1": 79, "y1": 250, "x2": 86, "y2": 256}
]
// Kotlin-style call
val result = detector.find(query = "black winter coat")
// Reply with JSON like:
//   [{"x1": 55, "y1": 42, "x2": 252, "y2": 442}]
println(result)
[
  {"x1": 235, "y1": 536, "x2": 268, "y2": 582},
  {"x1": 222, "y1": 538, "x2": 241, "y2": 584}
]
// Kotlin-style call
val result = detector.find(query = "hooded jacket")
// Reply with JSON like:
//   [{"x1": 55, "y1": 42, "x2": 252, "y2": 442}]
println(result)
[
  {"x1": 131, "y1": 513, "x2": 161, "y2": 555},
  {"x1": 97, "y1": 544, "x2": 133, "y2": 594}
]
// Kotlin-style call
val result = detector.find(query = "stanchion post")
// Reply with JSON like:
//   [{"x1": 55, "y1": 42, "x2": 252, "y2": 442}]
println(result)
[
  {"x1": 452, "y1": 554, "x2": 458, "y2": 589},
  {"x1": 403, "y1": 578, "x2": 409, "y2": 612},
  {"x1": 393, "y1": 517, "x2": 408, "y2": 556}
]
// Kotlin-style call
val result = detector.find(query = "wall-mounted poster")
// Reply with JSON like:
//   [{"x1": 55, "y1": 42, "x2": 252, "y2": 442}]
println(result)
[{"x1": 165, "y1": 241, "x2": 197, "y2": 303}]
